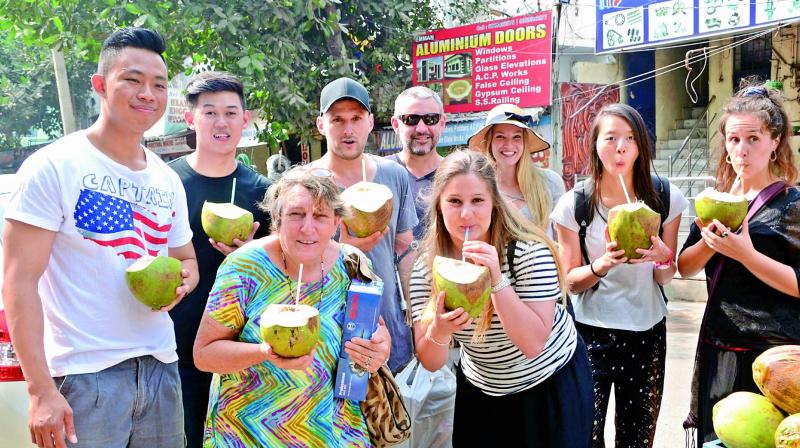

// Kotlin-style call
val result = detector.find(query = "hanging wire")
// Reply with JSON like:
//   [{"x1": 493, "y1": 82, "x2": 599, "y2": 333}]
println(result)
[{"x1": 684, "y1": 47, "x2": 709, "y2": 104}]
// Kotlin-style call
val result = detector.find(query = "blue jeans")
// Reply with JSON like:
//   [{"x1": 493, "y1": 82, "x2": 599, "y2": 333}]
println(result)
[{"x1": 54, "y1": 356, "x2": 185, "y2": 448}]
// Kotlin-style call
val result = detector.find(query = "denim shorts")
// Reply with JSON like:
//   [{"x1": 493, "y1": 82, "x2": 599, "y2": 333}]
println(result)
[{"x1": 54, "y1": 355, "x2": 185, "y2": 448}]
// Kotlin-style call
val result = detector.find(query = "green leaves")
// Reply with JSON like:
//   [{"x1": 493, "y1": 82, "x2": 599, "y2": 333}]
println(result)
[{"x1": 0, "y1": 0, "x2": 496, "y2": 147}]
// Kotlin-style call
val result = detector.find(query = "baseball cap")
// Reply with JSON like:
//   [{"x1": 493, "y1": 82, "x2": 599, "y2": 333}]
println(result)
[{"x1": 319, "y1": 77, "x2": 371, "y2": 115}]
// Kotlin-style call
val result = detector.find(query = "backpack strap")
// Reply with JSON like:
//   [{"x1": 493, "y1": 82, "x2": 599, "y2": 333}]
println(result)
[{"x1": 573, "y1": 179, "x2": 599, "y2": 291}]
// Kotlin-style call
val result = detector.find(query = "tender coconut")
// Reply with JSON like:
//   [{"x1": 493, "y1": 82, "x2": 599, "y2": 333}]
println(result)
[
  {"x1": 340, "y1": 181, "x2": 394, "y2": 237},
  {"x1": 201, "y1": 201, "x2": 254, "y2": 245},
  {"x1": 695, "y1": 188, "x2": 748, "y2": 231},
  {"x1": 432, "y1": 256, "x2": 492, "y2": 319},
  {"x1": 260, "y1": 304, "x2": 320, "y2": 358},
  {"x1": 713, "y1": 392, "x2": 785, "y2": 448},
  {"x1": 607, "y1": 202, "x2": 661, "y2": 260},
  {"x1": 125, "y1": 255, "x2": 183, "y2": 309}
]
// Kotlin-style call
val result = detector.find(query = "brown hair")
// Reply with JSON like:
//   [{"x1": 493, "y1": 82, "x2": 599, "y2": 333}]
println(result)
[
  {"x1": 586, "y1": 103, "x2": 664, "y2": 214},
  {"x1": 715, "y1": 77, "x2": 797, "y2": 191},
  {"x1": 419, "y1": 150, "x2": 564, "y2": 340}
]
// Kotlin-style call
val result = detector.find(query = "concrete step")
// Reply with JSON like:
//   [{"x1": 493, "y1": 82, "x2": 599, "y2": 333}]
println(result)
[
  {"x1": 669, "y1": 127, "x2": 707, "y2": 140},
  {"x1": 688, "y1": 106, "x2": 706, "y2": 119},
  {"x1": 676, "y1": 118, "x2": 699, "y2": 129},
  {"x1": 658, "y1": 138, "x2": 708, "y2": 150},
  {"x1": 664, "y1": 272, "x2": 707, "y2": 303}
]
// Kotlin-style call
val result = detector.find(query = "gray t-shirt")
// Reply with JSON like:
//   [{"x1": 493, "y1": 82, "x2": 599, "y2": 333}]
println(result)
[
  {"x1": 385, "y1": 153, "x2": 435, "y2": 240},
  {"x1": 347, "y1": 155, "x2": 418, "y2": 373}
]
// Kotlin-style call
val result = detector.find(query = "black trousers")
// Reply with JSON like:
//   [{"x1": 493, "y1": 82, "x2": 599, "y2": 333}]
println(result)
[
  {"x1": 178, "y1": 364, "x2": 213, "y2": 447},
  {"x1": 576, "y1": 319, "x2": 666, "y2": 448},
  {"x1": 453, "y1": 335, "x2": 594, "y2": 448}
]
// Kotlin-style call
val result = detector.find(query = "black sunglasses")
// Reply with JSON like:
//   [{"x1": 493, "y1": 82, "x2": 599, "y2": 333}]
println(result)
[{"x1": 398, "y1": 113, "x2": 442, "y2": 126}]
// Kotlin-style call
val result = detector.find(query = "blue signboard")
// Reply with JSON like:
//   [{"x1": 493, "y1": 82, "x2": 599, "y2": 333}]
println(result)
[{"x1": 596, "y1": 0, "x2": 800, "y2": 54}]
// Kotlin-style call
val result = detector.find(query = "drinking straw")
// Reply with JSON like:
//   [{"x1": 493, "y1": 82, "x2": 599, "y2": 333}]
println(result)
[
  {"x1": 295, "y1": 263, "x2": 304, "y2": 306},
  {"x1": 362, "y1": 156, "x2": 367, "y2": 182},
  {"x1": 230, "y1": 178, "x2": 237, "y2": 203},
  {"x1": 462, "y1": 227, "x2": 469, "y2": 262},
  {"x1": 618, "y1": 174, "x2": 632, "y2": 203},
  {"x1": 730, "y1": 176, "x2": 740, "y2": 194}
]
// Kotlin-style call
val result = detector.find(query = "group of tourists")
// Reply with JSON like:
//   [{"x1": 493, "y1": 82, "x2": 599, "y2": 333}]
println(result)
[{"x1": 3, "y1": 25, "x2": 799, "y2": 448}]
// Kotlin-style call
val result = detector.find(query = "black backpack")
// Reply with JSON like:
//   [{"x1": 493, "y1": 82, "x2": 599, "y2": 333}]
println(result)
[{"x1": 574, "y1": 174, "x2": 670, "y2": 295}]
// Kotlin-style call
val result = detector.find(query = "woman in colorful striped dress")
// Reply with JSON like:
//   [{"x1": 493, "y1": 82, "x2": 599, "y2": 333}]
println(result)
[{"x1": 193, "y1": 166, "x2": 391, "y2": 447}]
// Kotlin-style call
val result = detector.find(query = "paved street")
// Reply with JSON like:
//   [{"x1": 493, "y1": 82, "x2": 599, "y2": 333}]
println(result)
[{"x1": 603, "y1": 300, "x2": 706, "y2": 448}]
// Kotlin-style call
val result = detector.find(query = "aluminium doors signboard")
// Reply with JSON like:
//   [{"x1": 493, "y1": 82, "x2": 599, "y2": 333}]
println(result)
[{"x1": 412, "y1": 11, "x2": 553, "y2": 113}]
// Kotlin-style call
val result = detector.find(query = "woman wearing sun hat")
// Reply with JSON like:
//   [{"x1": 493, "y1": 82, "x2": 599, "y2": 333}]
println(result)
[{"x1": 468, "y1": 104, "x2": 566, "y2": 235}]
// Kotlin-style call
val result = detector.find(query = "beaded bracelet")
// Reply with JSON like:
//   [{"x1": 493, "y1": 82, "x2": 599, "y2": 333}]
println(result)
[{"x1": 654, "y1": 247, "x2": 675, "y2": 270}]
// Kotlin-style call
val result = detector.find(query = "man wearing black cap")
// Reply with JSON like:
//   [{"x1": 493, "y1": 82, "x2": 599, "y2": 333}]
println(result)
[{"x1": 314, "y1": 77, "x2": 418, "y2": 374}]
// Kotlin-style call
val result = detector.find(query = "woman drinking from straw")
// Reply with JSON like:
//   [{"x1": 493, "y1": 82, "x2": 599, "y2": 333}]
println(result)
[
  {"x1": 678, "y1": 79, "x2": 800, "y2": 444},
  {"x1": 550, "y1": 103, "x2": 688, "y2": 448},
  {"x1": 410, "y1": 150, "x2": 592, "y2": 447},
  {"x1": 193, "y1": 165, "x2": 391, "y2": 447}
]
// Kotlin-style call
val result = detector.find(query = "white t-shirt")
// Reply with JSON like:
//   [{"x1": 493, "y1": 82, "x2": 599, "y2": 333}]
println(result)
[
  {"x1": 5, "y1": 131, "x2": 192, "y2": 376},
  {"x1": 550, "y1": 183, "x2": 688, "y2": 331},
  {"x1": 410, "y1": 240, "x2": 577, "y2": 396}
]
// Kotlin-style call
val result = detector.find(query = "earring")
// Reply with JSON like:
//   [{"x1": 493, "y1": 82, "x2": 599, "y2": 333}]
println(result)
[
  {"x1": 725, "y1": 154, "x2": 732, "y2": 164},
  {"x1": 770, "y1": 151, "x2": 778, "y2": 162}
]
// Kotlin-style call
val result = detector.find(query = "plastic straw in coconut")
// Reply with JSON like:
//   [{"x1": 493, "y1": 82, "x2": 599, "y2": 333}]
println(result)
[
  {"x1": 462, "y1": 227, "x2": 469, "y2": 262},
  {"x1": 295, "y1": 263, "x2": 304, "y2": 306},
  {"x1": 362, "y1": 156, "x2": 367, "y2": 182},
  {"x1": 730, "y1": 176, "x2": 740, "y2": 194},
  {"x1": 230, "y1": 178, "x2": 237, "y2": 203},
  {"x1": 618, "y1": 174, "x2": 632, "y2": 204}
]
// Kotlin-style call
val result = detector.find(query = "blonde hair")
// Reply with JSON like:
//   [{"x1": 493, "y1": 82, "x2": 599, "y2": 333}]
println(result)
[
  {"x1": 474, "y1": 127, "x2": 552, "y2": 229},
  {"x1": 419, "y1": 150, "x2": 564, "y2": 341}
]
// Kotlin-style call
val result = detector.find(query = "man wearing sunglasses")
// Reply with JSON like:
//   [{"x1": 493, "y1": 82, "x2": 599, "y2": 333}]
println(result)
[
  {"x1": 386, "y1": 86, "x2": 446, "y2": 242},
  {"x1": 314, "y1": 77, "x2": 418, "y2": 374}
]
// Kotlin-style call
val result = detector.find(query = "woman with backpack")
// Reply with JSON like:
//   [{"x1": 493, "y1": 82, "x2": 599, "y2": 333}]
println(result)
[
  {"x1": 468, "y1": 104, "x2": 565, "y2": 236},
  {"x1": 409, "y1": 150, "x2": 593, "y2": 447},
  {"x1": 550, "y1": 103, "x2": 688, "y2": 447},
  {"x1": 677, "y1": 80, "x2": 800, "y2": 444}
]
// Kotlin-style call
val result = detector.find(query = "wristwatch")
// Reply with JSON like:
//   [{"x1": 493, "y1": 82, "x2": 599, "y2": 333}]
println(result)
[{"x1": 491, "y1": 274, "x2": 511, "y2": 293}]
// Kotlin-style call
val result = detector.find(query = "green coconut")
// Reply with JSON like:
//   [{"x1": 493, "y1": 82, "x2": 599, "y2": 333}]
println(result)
[
  {"x1": 260, "y1": 304, "x2": 320, "y2": 358},
  {"x1": 713, "y1": 391, "x2": 786, "y2": 448},
  {"x1": 776, "y1": 414, "x2": 800, "y2": 448},
  {"x1": 125, "y1": 255, "x2": 183, "y2": 309},
  {"x1": 607, "y1": 202, "x2": 661, "y2": 260},
  {"x1": 695, "y1": 188, "x2": 748, "y2": 231},
  {"x1": 432, "y1": 256, "x2": 492, "y2": 319},
  {"x1": 340, "y1": 181, "x2": 394, "y2": 238},
  {"x1": 201, "y1": 201, "x2": 254, "y2": 246}
]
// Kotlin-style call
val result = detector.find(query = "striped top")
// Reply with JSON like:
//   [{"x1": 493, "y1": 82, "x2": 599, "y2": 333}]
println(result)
[
  {"x1": 409, "y1": 240, "x2": 577, "y2": 396},
  {"x1": 203, "y1": 244, "x2": 369, "y2": 448}
]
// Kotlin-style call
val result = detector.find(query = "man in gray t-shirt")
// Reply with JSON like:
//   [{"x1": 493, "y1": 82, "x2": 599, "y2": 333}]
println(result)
[
  {"x1": 385, "y1": 86, "x2": 446, "y2": 241},
  {"x1": 313, "y1": 78, "x2": 418, "y2": 373}
]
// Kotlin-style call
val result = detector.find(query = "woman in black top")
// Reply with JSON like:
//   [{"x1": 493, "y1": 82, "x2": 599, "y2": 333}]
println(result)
[{"x1": 677, "y1": 79, "x2": 800, "y2": 444}]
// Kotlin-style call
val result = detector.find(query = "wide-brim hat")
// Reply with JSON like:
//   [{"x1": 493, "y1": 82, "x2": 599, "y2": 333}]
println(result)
[{"x1": 467, "y1": 104, "x2": 550, "y2": 154}]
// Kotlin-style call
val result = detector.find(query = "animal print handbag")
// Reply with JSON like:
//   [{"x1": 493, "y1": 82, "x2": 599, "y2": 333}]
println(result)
[{"x1": 361, "y1": 364, "x2": 411, "y2": 447}]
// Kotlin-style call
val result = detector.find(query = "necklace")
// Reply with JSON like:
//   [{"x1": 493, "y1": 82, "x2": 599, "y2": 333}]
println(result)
[
  {"x1": 280, "y1": 249, "x2": 325, "y2": 306},
  {"x1": 501, "y1": 191, "x2": 526, "y2": 202}
]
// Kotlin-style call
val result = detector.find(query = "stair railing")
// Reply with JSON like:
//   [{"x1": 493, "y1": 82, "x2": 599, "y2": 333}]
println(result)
[{"x1": 668, "y1": 96, "x2": 716, "y2": 197}]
